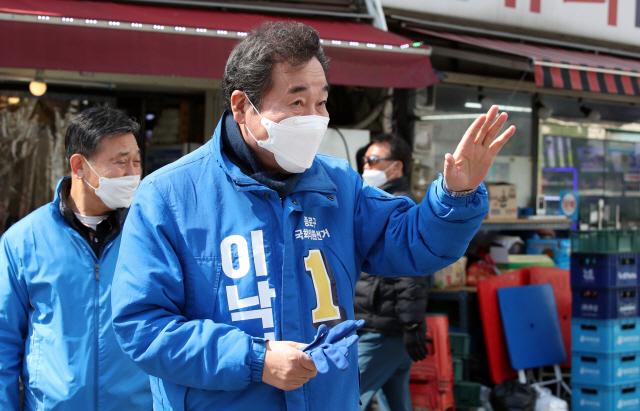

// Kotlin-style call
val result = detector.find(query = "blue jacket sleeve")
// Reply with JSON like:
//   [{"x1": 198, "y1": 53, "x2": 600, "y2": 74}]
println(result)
[
  {"x1": 111, "y1": 180, "x2": 266, "y2": 391},
  {"x1": 0, "y1": 236, "x2": 28, "y2": 411},
  {"x1": 355, "y1": 173, "x2": 488, "y2": 277}
]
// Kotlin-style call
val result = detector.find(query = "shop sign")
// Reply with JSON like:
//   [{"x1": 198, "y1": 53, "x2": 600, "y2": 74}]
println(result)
[
  {"x1": 382, "y1": 0, "x2": 640, "y2": 47},
  {"x1": 560, "y1": 190, "x2": 579, "y2": 220}
]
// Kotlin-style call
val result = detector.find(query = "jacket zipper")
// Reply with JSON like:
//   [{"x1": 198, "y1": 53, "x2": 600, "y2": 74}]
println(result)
[{"x1": 94, "y1": 263, "x2": 99, "y2": 411}]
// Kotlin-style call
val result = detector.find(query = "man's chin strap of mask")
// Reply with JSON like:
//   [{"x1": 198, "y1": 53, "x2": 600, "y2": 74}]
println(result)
[{"x1": 302, "y1": 319, "x2": 364, "y2": 374}]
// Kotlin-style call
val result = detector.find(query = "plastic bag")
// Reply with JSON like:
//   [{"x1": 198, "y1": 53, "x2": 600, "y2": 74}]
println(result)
[
  {"x1": 490, "y1": 379, "x2": 536, "y2": 411},
  {"x1": 534, "y1": 386, "x2": 568, "y2": 411},
  {"x1": 466, "y1": 254, "x2": 497, "y2": 286}
]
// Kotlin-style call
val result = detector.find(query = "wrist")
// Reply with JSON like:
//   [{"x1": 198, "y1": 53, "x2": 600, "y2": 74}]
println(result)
[
  {"x1": 443, "y1": 181, "x2": 477, "y2": 197},
  {"x1": 403, "y1": 323, "x2": 420, "y2": 331}
]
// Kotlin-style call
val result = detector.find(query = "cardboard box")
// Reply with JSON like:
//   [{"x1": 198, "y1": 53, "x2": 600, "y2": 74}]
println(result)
[
  {"x1": 485, "y1": 183, "x2": 517, "y2": 219},
  {"x1": 432, "y1": 256, "x2": 467, "y2": 289}
]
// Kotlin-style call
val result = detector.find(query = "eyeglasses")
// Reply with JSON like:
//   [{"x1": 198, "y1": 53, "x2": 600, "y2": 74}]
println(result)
[{"x1": 362, "y1": 155, "x2": 396, "y2": 166}]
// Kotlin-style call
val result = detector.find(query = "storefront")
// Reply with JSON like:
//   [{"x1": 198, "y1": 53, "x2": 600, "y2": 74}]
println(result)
[
  {"x1": 379, "y1": 0, "x2": 640, "y2": 228},
  {"x1": 0, "y1": 0, "x2": 438, "y2": 232}
]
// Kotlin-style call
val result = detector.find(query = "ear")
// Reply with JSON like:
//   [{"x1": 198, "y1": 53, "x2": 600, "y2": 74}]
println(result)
[
  {"x1": 69, "y1": 154, "x2": 85, "y2": 180},
  {"x1": 396, "y1": 161, "x2": 404, "y2": 176},
  {"x1": 231, "y1": 90, "x2": 249, "y2": 125}
]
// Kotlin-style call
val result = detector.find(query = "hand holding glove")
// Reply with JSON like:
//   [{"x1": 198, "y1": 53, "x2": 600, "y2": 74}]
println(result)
[
  {"x1": 403, "y1": 321, "x2": 428, "y2": 362},
  {"x1": 302, "y1": 319, "x2": 365, "y2": 374}
]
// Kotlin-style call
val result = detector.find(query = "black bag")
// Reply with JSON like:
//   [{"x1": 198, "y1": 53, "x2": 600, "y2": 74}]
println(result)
[{"x1": 490, "y1": 379, "x2": 536, "y2": 411}]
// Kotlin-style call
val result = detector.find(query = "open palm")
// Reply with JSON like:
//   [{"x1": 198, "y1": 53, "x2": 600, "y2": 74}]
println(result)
[{"x1": 443, "y1": 105, "x2": 516, "y2": 192}]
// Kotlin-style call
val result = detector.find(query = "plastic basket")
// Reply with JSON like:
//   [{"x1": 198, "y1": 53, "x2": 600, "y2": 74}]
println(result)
[
  {"x1": 449, "y1": 332, "x2": 470, "y2": 359},
  {"x1": 572, "y1": 287, "x2": 638, "y2": 319},
  {"x1": 571, "y1": 351, "x2": 640, "y2": 386},
  {"x1": 570, "y1": 253, "x2": 638, "y2": 288},
  {"x1": 572, "y1": 382, "x2": 640, "y2": 411},
  {"x1": 453, "y1": 381, "x2": 482, "y2": 408},
  {"x1": 572, "y1": 318, "x2": 640, "y2": 354}
]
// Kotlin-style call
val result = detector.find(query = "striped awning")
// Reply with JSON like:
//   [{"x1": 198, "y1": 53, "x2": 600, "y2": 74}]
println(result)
[{"x1": 411, "y1": 28, "x2": 640, "y2": 97}]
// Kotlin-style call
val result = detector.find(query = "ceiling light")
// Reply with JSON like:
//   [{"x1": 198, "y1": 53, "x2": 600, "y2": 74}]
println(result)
[
  {"x1": 7, "y1": 97, "x2": 20, "y2": 105},
  {"x1": 464, "y1": 102, "x2": 532, "y2": 113},
  {"x1": 420, "y1": 114, "x2": 483, "y2": 121},
  {"x1": 29, "y1": 70, "x2": 47, "y2": 97}
]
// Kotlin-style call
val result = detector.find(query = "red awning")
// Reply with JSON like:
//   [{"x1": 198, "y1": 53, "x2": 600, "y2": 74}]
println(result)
[
  {"x1": 410, "y1": 28, "x2": 640, "y2": 96},
  {"x1": 0, "y1": 0, "x2": 438, "y2": 89}
]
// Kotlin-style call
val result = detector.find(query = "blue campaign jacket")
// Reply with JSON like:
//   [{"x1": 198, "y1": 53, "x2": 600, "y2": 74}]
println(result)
[
  {"x1": 0, "y1": 178, "x2": 152, "y2": 411},
  {"x1": 112, "y1": 117, "x2": 488, "y2": 411}
]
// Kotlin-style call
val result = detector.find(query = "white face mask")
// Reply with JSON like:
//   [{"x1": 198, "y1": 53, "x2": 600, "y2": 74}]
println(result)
[
  {"x1": 362, "y1": 162, "x2": 397, "y2": 188},
  {"x1": 244, "y1": 97, "x2": 329, "y2": 174},
  {"x1": 83, "y1": 157, "x2": 141, "y2": 210}
]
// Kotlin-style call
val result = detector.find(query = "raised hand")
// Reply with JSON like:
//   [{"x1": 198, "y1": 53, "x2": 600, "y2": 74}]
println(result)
[{"x1": 443, "y1": 105, "x2": 516, "y2": 192}]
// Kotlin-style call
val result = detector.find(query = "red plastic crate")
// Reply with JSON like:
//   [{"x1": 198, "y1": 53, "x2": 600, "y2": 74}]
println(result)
[
  {"x1": 410, "y1": 380, "x2": 455, "y2": 411},
  {"x1": 410, "y1": 315, "x2": 454, "y2": 389}
]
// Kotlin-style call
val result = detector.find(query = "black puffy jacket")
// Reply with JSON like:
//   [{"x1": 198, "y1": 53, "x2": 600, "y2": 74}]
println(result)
[{"x1": 354, "y1": 177, "x2": 429, "y2": 335}]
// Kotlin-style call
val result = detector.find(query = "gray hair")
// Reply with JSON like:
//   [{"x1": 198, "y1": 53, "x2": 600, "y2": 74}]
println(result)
[{"x1": 221, "y1": 21, "x2": 330, "y2": 112}]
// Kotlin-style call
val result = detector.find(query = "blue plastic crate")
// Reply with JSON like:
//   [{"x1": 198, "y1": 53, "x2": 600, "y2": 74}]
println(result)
[
  {"x1": 571, "y1": 253, "x2": 638, "y2": 288},
  {"x1": 572, "y1": 383, "x2": 640, "y2": 410},
  {"x1": 572, "y1": 287, "x2": 638, "y2": 319},
  {"x1": 572, "y1": 351, "x2": 640, "y2": 385},
  {"x1": 572, "y1": 318, "x2": 640, "y2": 354}
]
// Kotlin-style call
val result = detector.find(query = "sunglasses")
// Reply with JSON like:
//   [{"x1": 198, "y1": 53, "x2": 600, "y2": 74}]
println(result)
[{"x1": 362, "y1": 155, "x2": 396, "y2": 166}]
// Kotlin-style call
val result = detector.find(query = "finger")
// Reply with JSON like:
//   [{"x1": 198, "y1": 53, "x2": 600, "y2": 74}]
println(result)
[
  {"x1": 474, "y1": 105, "x2": 499, "y2": 144},
  {"x1": 290, "y1": 342, "x2": 308, "y2": 350},
  {"x1": 443, "y1": 153, "x2": 457, "y2": 182},
  {"x1": 489, "y1": 125, "x2": 516, "y2": 156},
  {"x1": 481, "y1": 112, "x2": 509, "y2": 147},
  {"x1": 456, "y1": 114, "x2": 487, "y2": 150},
  {"x1": 299, "y1": 350, "x2": 319, "y2": 373}
]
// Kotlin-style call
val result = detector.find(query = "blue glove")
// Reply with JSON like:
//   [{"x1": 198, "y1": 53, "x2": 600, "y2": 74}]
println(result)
[{"x1": 302, "y1": 320, "x2": 364, "y2": 374}]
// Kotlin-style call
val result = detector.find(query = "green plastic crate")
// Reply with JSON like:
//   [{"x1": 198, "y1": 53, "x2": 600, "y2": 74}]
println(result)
[
  {"x1": 449, "y1": 332, "x2": 470, "y2": 359},
  {"x1": 571, "y1": 229, "x2": 640, "y2": 253},
  {"x1": 453, "y1": 381, "x2": 482, "y2": 408},
  {"x1": 453, "y1": 357, "x2": 463, "y2": 382}
]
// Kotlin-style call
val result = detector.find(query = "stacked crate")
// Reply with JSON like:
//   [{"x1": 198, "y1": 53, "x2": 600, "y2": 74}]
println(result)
[
  {"x1": 409, "y1": 315, "x2": 455, "y2": 411},
  {"x1": 450, "y1": 332, "x2": 482, "y2": 409},
  {"x1": 571, "y1": 230, "x2": 640, "y2": 411}
]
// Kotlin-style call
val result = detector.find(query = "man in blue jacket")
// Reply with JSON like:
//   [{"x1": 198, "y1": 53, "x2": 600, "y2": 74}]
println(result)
[
  {"x1": 112, "y1": 21, "x2": 515, "y2": 411},
  {"x1": 0, "y1": 107, "x2": 152, "y2": 410}
]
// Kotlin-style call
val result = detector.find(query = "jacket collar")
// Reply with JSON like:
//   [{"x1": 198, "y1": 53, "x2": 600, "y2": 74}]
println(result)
[
  {"x1": 209, "y1": 115, "x2": 337, "y2": 195},
  {"x1": 380, "y1": 176, "x2": 410, "y2": 194}
]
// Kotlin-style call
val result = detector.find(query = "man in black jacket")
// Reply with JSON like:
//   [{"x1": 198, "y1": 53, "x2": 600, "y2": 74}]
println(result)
[{"x1": 355, "y1": 134, "x2": 429, "y2": 411}]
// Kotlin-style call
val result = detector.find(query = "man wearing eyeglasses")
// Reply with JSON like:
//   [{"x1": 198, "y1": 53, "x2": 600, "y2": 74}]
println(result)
[{"x1": 355, "y1": 134, "x2": 429, "y2": 411}]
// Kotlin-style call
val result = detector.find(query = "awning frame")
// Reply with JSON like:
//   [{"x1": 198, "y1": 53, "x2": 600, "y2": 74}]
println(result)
[{"x1": 0, "y1": 10, "x2": 430, "y2": 56}]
